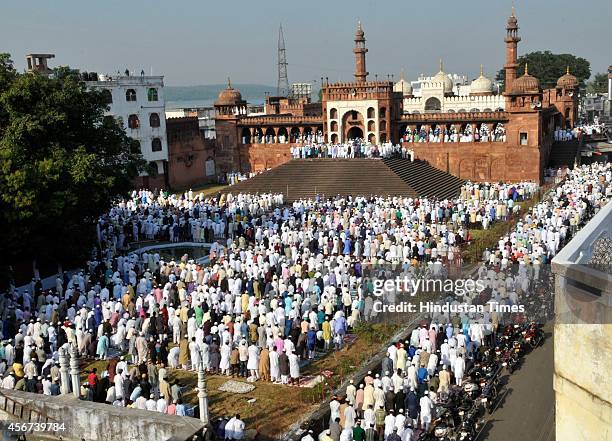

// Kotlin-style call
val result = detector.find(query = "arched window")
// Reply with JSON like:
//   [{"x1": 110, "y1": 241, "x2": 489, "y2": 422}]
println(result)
[
  {"x1": 149, "y1": 113, "x2": 161, "y2": 128},
  {"x1": 148, "y1": 88, "x2": 158, "y2": 102},
  {"x1": 331, "y1": 121, "x2": 338, "y2": 132},
  {"x1": 331, "y1": 134, "x2": 338, "y2": 143},
  {"x1": 367, "y1": 120, "x2": 375, "y2": 131},
  {"x1": 151, "y1": 138, "x2": 162, "y2": 152},
  {"x1": 128, "y1": 114, "x2": 140, "y2": 129},
  {"x1": 367, "y1": 107, "x2": 375, "y2": 119},
  {"x1": 330, "y1": 108, "x2": 338, "y2": 119},
  {"x1": 125, "y1": 89, "x2": 137, "y2": 102},
  {"x1": 379, "y1": 107, "x2": 386, "y2": 118},
  {"x1": 424, "y1": 98, "x2": 441, "y2": 112}
]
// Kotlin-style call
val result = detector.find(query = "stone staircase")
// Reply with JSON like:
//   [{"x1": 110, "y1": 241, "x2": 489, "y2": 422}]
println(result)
[
  {"x1": 382, "y1": 158, "x2": 465, "y2": 199},
  {"x1": 222, "y1": 158, "x2": 465, "y2": 202},
  {"x1": 548, "y1": 140, "x2": 580, "y2": 169}
]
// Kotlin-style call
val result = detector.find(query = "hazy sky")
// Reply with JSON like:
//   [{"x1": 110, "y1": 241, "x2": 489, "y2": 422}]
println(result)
[{"x1": 2, "y1": 0, "x2": 610, "y2": 87}]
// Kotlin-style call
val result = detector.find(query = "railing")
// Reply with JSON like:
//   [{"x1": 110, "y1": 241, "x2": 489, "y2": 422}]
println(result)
[
  {"x1": 0, "y1": 389, "x2": 63, "y2": 439},
  {"x1": 399, "y1": 111, "x2": 509, "y2": 122},
  {"x1": 238, "y1": 115, "x2": 323, "y2": 125}
]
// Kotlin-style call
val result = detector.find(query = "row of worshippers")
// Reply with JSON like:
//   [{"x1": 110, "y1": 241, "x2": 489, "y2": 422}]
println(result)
[
  {"x1": 225, "y1": 170, "x2": 266, "y2": 186},
  {"x1": 290, "y1": 142, "x2": 403, "y2": 160},
  {"x1": 244, "y1": 130, "x2": 325, "y2": 145},
  {"x1": 483, "y1": 162, "x2": 611, "y2": 264},
  {"x1": 98, "y1": 190, "x2": 283, "y2": 250},
  {"x1": 400, "y1": 123, "x2": 506, "y2": 144}
]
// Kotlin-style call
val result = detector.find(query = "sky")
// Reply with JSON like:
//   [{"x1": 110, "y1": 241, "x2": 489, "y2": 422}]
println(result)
[{"x1": 2, "y1": 0, "x2": 610, "y2": 87}]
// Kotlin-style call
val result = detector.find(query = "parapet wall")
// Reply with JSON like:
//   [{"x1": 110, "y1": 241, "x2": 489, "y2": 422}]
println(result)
[{"x1": 0, "y1": 389, "x2": 205, "y2": 441}]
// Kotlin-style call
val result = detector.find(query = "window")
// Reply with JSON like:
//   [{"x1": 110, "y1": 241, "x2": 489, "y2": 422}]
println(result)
[
  {"x1": 367, "y1": 107, "x2": 375, "y2": 119},
  {"x1": 520, "y1": 132, "x2": 528, "y2": 145},
  {"x1": 331, "y1": 121, "x2": 338, "y2": 132},
  {"x1": 149, "y1": 113, "x2": 161, "y2": 128},
  {"x1": 151, "y1": 138, "x2": 162, "y2": 152},
  {"x1": 125, "y1": 89, "x2": 137, "y2": 101},
  {"x1": 148, "y1": 88, "x2": 158, "y2": 102},
  {"x1": 128, "y1": 114, "x2": 140, "y2": 129},
  {"x1": 379, "y1": 107, "x2": 386, "y2": 118},
  {"x1": 351, "y1": 111, "x2": 358, "y2": 121},
  {"x1": 330, "y1": 108, "x2": 338, "y2": 119},
  {"x1": 425, "y1": 98, "x2": 441, "y2": 112},
  {"x1": 367, "y1": 120, "x2": 375, "y2": 131}
]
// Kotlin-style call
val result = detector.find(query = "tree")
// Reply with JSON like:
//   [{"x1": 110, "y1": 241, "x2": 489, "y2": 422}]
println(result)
[
  {"x1": 0, "y1": 53, "x2": 144, "y2": 285},
  {"x1": 586, "y1": 73, "x2": 608, "y2": 94},
  {"x1": 496, "y1": 51, "x2": 590, "y2": 91}
]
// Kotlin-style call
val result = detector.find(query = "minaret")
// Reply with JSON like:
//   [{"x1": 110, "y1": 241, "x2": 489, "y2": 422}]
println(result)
[
  {"x1": 353, "y1": 21, "x2": 368, "y2": 83},
  {"x1": 504, "y1": 7, "x2": 521, "y2": 92}
]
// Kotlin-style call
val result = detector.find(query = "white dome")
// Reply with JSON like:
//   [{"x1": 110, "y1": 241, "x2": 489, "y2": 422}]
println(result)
[
  {"x1": 394, "y1": 71, "x2": 413, "y2": 96},
  {"x1": 470, "y1": 66, "x2": 494, "y2": 94},
  {"x1": 430, "y1": 60, "x2": 453, "y2": 93}
]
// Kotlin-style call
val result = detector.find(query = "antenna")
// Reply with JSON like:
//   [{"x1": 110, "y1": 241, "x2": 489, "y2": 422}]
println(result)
[{"x1": 277, "y1": 24, "x2": 289, "y2": 97}]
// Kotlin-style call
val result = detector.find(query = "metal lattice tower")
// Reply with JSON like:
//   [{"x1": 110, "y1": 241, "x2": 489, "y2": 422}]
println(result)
[{"x1": 277, "y1": 24, "x2": 289, "y2": 97}]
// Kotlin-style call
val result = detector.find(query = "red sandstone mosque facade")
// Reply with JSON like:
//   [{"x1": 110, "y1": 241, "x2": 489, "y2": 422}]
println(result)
[{"x1": 168, "y1": 11, "x2": 578, "y2": 187}]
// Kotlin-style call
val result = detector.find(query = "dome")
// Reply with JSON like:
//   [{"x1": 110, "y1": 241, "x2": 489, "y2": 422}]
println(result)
[
  {"x1": 511, "y1": 64, "x2": 540, "y2": 94},
  {"x1": 430, "y1": 60, "x2": 453, "y2": 93},
  {"x1": 557, "y1": 66, "x2": 578, "y2": 89},
  {"x1": 470, "y1": 65, "x2": 494, "y2": 95},
  {"x1": 394, "y1": 70, "x2": 413, "y2": 96},
  {"x1": 215, "y1": 78, "x2": 243, "y2": 106}
]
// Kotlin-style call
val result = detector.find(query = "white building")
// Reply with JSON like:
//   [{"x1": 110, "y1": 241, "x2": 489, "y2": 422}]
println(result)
[
  {"x1": 395, "y1": 64, "x2": 505, "y2": 114},
  {"x1": 86, "y1": 73, "x2": 168, "y2": 176}
]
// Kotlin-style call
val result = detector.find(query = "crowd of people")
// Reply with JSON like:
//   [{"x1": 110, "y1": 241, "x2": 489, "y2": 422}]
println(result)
[
  {"x1": 306, "y1": 161, "x2": 611, "y2": 440},
  {"x1": 244, "y1": 130, "x2": 326, "y2": 145},
  {"x1": 0, "y1": 161, "x2": 609, "y2": 439},
  {"x1": 400, "y1": 123, "x2": 507, "y2": 144},
  {"x1": 291, "y1": 141, "x2": 408, "y2": 160}
]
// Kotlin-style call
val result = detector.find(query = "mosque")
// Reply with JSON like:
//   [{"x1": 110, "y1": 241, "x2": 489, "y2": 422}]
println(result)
[{"x1": 207, "y1": 10, "x2": 578, "y2": 184}]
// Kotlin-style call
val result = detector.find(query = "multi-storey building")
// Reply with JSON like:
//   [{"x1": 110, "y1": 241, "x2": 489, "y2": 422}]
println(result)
[{"x1": 85, "y1": 72, "x2": 168, "y2": 187}]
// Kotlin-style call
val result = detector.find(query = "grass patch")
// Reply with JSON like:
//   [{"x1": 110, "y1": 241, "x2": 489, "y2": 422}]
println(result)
[
  {"x1": 461, "y1": 190, "x2": 546, "y2": 263},
  {"x1": 172, "y1": 184, "x2": 228, "y2": 197}
]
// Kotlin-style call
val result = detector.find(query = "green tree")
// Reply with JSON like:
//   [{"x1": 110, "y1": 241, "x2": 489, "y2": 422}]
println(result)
[
  {"x1": 0, "y1": 53, "x2": 144, "y2": 284},
  {"x1": 496, "y1": 51, "x2": 590, "y2": 91},
  {"x1": 586, "y1": 73, "x2": 608, "y2": 94}
]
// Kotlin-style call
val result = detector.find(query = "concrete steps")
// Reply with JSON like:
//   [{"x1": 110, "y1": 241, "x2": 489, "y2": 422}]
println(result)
[
  {"x1": 548, "y1": 141, "x2": 580, "y2": 169},
  {"x1": 222, "y1": 158, "x2": 464, "y2": 202},
  {"x1": 383, "y1": 158, "x2": 465, "y2": 200}
]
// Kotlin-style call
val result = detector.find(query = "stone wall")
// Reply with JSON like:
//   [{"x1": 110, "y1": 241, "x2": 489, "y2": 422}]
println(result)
[
  {"x1": 405, "y1": 141, "x2": 543, "y2": 183},
  {"x1": 552, "y1": 202, "x2": 612, "y2": 441},
  {"x1": 0, "y1": 389, "x2": 205, "y2": 441},
  {"x1": 167, "y1": 117, "x2": 217, "y2": 189},
  {"x1": 239, "y1": 143, "x2": 293, "y2": 172}
]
